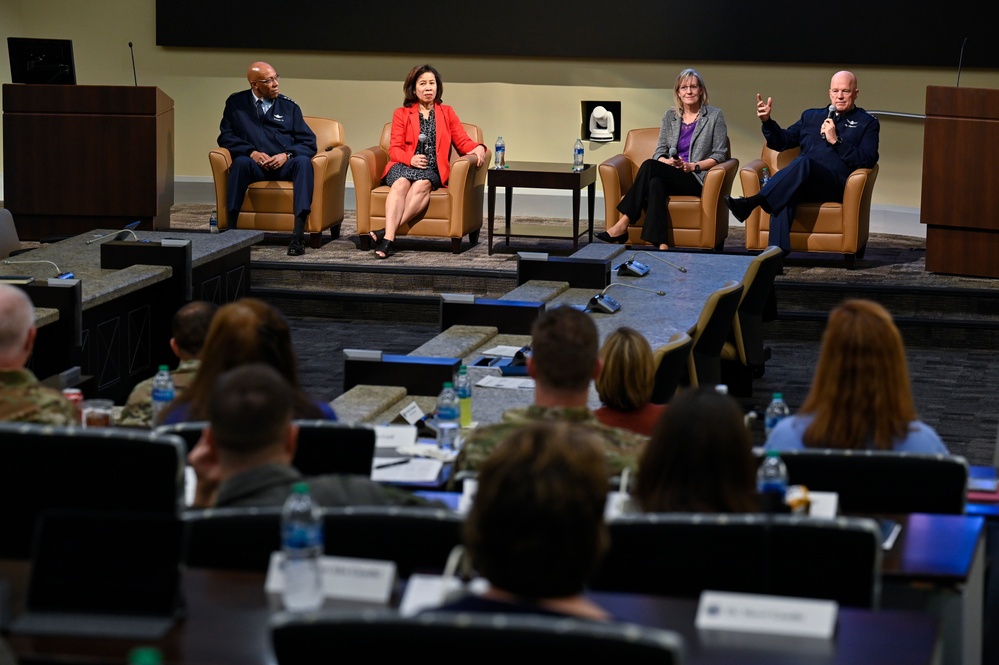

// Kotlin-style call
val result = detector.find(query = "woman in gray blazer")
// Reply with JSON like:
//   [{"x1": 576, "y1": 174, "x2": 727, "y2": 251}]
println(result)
[{"x1": 598, "y1": 69, "x2": 729, "y2": 250}]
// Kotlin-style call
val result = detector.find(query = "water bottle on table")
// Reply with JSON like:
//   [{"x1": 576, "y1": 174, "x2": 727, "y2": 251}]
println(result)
[
  {"x1": 150, "y1": 365, "x2": 175, "y2": 423},
  {"x1": 764, "y1": 392, "x2": 790, "y2": 438},
  {"x1": 435, "y1": 381, "x2": 460, "y2": 450},
  {"x1": 455, "y1": 365, "x2": 473, "y2": 428},
  {"x1": 281, "y1": 482, "x2": 324, "y2": 611},
  {"x1": 573, "y1": 138, "x2": 585, "y2": 172},
  {"x1": 494, "y1": 136, "x2": 506, "y2": 169},
  {"x1": 757, "y1": 449, "x2": 789, "y2": 495},
  {"x1": 209, "y1": 209, "x2": 219, "y2": 234},
  {"x1": 761, "y1": 167, "x2": 771, "y2": 188}
]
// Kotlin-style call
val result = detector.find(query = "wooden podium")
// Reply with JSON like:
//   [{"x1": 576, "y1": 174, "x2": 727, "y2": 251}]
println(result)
[
  {"x1": 921, "y1": 85, "x2": 999, "y2": 278},
  {"x1": 1, "y1": 84, "x2": 174, "y2": 239}
]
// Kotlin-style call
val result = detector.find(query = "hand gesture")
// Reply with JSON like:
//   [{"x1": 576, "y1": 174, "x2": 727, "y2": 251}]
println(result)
[{"x1": 756, "y1": 93, "x2": 772, "y2": 123}]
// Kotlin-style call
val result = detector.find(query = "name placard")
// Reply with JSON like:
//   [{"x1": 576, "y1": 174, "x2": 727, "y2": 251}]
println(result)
[
  {"x1": 265, "y1": 553, "x2": 397, "y2": 605},
  {"x1": 695, "y1": 590, "x2": 838, "y2": 639}
]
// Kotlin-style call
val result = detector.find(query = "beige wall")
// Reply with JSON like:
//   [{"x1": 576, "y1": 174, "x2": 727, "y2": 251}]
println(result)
[{"x1": 2, "y1": 0, "x2": 997, "y2": 211}]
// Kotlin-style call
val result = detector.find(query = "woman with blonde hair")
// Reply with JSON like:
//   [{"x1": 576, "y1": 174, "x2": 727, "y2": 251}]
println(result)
[
  {"x1": 594, "y1": 327, "x2": 665, "y2": 436},
  {"x1": 765, "y1": 299, "x2": 946, "y2": 453}
]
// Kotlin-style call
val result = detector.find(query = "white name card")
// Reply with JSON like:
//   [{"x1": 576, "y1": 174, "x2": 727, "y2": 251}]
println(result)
[
  {"x1": 265, "y1": 552, "x2": 397, "y2": 605},
  {"x1": 695, "y1": 590, "x2": 838, "y2": 639},
  {"x1": 399, "y1": 401, "x2": 426, "y2": 425},
  {"x1": 374, "y1": 424, "x2": 418, "y2": 449}
]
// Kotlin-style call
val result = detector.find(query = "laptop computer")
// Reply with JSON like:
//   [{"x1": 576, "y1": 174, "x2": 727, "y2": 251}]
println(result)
[{"x1": 9, "y1": 511, "x2": 185, "y2": 640}]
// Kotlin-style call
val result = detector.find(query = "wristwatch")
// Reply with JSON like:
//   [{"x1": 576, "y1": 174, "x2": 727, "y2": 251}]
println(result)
[{"x1": 693, "y1": 164, "x2": 701, "y2": 173}]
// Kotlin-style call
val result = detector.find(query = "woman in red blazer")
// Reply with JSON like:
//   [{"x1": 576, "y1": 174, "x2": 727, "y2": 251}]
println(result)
[{"x1": 372, "y1": 64, "x2": 486, "y2": 258}]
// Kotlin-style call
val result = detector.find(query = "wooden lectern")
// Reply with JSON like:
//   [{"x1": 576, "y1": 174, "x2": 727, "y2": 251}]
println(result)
[
  {"x1": 1, "y1": 84, "x2": 174, "y2": 240},
  {"x1": 921, "y1": 85, "x2": 999, "y2": 278}
]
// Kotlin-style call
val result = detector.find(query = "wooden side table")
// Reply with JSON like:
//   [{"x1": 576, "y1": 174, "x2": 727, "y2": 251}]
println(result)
[{"x1": 486, "y1": 161, "x2": 596, "y2": 255}]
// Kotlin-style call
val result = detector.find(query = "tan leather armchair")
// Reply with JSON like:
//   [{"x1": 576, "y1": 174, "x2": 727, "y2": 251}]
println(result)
[
  {"x1": 598, "y1": 128, "x2": 738, "y2": 250},
  {"x1": 350, "y1": 123, "x2": 489, "y2": 254},
  {"x1": 740, "y1": 144, "x2": 879, "y2": 259},
  {"x1": 208, "y1": 116, "x2": 351, "y2": 248}
]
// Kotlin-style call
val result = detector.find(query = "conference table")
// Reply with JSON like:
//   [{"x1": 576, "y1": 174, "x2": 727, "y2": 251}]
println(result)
[
  {"x1": 0, "y1": 561, "x2": 941, "y2": 665},
  {"x1": 2, "y1": 228, "x2": 262, "y2": 400}
]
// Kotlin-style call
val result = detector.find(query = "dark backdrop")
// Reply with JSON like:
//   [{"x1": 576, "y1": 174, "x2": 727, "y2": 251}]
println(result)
[{"x1": 156, "y1": 1, "x2": 991, "y2": 68}]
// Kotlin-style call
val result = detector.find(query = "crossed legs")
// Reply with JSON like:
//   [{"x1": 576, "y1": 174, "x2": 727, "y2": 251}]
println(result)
[{"x1": 374, "y1": 178, "x2": 432, "y2": 258}]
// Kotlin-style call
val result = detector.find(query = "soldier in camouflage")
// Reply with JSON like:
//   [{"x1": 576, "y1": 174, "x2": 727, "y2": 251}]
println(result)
[
  {"x1": 0, "y1": 284, "x2": 78, "y2": 425},
  {"x1": 118, "y1": 300, "x2": 218, "y2": 428},
  {"x1": 459, "y1": 306, "x2": 647, "y2": 477}
]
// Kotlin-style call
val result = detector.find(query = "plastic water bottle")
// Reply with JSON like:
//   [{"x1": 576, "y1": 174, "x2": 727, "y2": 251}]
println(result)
[
  {"x1": 764, "y1": 392, "x2": 791, "y2": 438},
  {"x1": 435, "y1": 381, "x2": 460, "y2": 450},
  {"x1": 494, "y1": 136, "x2": 505, "y2": 169},
  {"x1": 150, "y1": 365, "x2": 175, "y2": 423},
  {"x1": 455, "y1": 365, "x2": 472, "y2": 428},
  {"x1": 573, "y1": 138, "x2": 585, "y2": 172},
  {"x1": 761, "y1": 167, "x2": 771, "y2": 188},
  {"x1": 757, "y1": 450, "x2": 789, "y2": 495},
  {"x1": 209, "y1": 209, "x2": 219, "y2": 234},
  {"x1": 281, "y1": 482, "x2": 324, "y2": 611}
]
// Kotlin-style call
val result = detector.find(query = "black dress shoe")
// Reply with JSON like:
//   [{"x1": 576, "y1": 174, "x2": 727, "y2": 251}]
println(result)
[
  {"x1": 287, "y1": 236, "x2": 305, "y2": 256},
  {"x1": 596, "y1": 230, "x2": 628, "y2": 244},
  {"x1": 724, "y1": 195, "x2": 756, "y2": 223}
]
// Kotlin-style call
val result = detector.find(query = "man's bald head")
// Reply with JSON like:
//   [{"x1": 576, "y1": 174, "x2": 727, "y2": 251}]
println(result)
[
  {"x1": 829, "y1": 70, "x2": 859, "y2": 113},
  {"x1": 247, "y1": 62, "x2": 280, "y2": 101},
  {"x1": 0, "y1": 284, "x2": 36, "y2": 368}
]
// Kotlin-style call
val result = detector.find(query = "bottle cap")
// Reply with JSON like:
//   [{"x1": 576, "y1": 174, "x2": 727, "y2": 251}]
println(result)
[
  {"x1": 773, "y1": 392, "x2": 783, "y2": 399},
  {"x1": 443, "y1": 382, "x2": 453, "y2": 388},
  {"x1": 292, "y1": 482, "x2": 309, "y2": 494},
  {"x1": 128, "y1": 647, "x2": 164, "y2": 665},
  {"x1": 458, "y1": 365, "x2": 467, "y2": 373},
  {"x1": 158, "y1": 365, "x2": 169, "y2": 371}
]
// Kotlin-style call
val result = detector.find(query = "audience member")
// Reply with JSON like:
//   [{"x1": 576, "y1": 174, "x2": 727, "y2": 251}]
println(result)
[
  {"x1": 188, "y1": 363, "x2": 426, "y2": 509},
  {"x1": 119, "y1": 300, "x2": 218, "y2": 428},
  {"x1": 766, "y1": 299, "x2": 947, "y2": 453},
  {"x1": 0, "y1": 284, "x2": 77, "y2": 425},
  {"x1": 725, "y1": 70, "x2": 880, "y2": 251},
  {"x1": 160, "y1": 298, "x2": 335, "y2": 425},
  {"x1": 633, "y1": 387, "x2": 758, "y2": 513},
  {"x1": 218, "y1": 61, "x2": 317, "y2": 256},
  {"x1": 369, "y1": 64, "x2": 486, "y2": 259},
  {"x1": 593, "y1": 327, "x2": 665, "y2": 436},
  {"x1": 598, "y1": 68, "x2": 729, "y2": 250},
  {"x1": 434, "y1": 422, "x2": 611, "y2": 619},
  {"x1": 459, "y1": 306, "x2": 647, "y2": 477}
]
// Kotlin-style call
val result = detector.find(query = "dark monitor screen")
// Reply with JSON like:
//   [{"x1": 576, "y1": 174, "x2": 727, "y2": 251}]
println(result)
[{"x1": 7, "y1": 37, "x2": 76, "y2": 85}]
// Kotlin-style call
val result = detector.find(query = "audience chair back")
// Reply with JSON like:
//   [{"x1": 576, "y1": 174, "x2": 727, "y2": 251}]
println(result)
[
  {"x1": 650, "y1": 331, "x2": 694, "y2": 404},
  {"x1": 271, "y1": 609, "x2": 685, "y2": 662},
  {"x1": 155, "y1": 421, "x2": 207, "y2": 455},
  {"x1": 322, "y1": 506, "x2": 464, "y2": 578},
  {"x1": 183, "y1": 507, "x2": 282, "y2": 571},
  {"x1": 291, "y1": 420, "x2": 377, "y2": 477},
  {"x1": 767, "y1": 449, "x2": 969, "y2": 514},
  {"x1": 720, "y1": 246, "x2": 783, "y2": 396},
  {"x1": 0, "y1": 208, "x2": 21, "y2": 259},
  {"x1": 685, "y1": 280, "x2": 743, "y2": 387},
  {"x1": 591, "y1": 513, "x2": 881, "y2": 607},
  {"x1": 0, "y1": 424, "x2": 186, "y2": 559}
]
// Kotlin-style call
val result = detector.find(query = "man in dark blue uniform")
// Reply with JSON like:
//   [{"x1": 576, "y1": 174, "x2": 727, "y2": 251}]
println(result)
[
  {"x1": 725, "y1": 71, "x2": 880, "y2": 252},
  {"x1": 218, "y1": 62, "x2": 317, "y2": 256}
]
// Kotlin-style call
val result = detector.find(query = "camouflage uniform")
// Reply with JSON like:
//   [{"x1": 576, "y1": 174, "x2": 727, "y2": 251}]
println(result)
[
  {"x1": 458, "y1": 405, "x2": 648, "y2": 476},
  {"x1": 117, "y1": 359, "x2": 201, "y2": 428},
  {"x1": 0, "y1": 368, "x2": 79, "y2": 426}
]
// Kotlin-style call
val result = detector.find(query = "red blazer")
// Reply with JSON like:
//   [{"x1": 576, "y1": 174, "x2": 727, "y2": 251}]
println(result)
[{"x1": 382, "y1": 103, "x2": 481, "y2": 187}]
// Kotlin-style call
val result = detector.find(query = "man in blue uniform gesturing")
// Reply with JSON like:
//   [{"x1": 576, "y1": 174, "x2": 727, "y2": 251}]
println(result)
[
  {"x1": 218, "y1": 62, "x2": 317, "y2": 256},
  {"x1": 725, "y1": 70, "x2": 880, "y2": 252}
]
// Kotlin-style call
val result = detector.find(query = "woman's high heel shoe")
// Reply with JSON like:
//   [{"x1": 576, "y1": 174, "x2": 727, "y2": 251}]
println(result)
[{"x1": 596, "y1": 230, "x2": 629, "y2": 244}]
